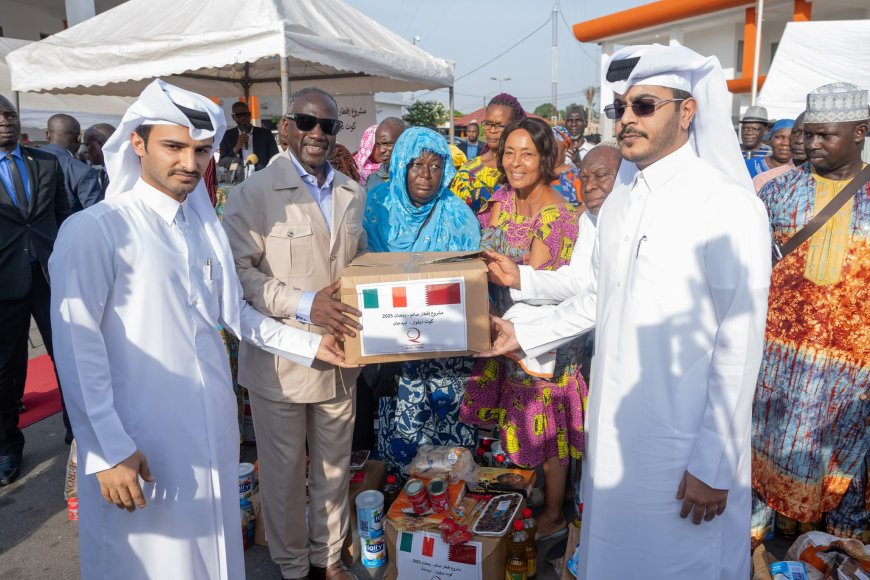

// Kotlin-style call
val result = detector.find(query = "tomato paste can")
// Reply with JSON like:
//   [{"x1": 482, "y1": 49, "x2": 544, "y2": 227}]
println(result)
[
  {"x1": 404, "y1": 478, "x2": 430, "y2": 514},
  {"x1": 427, "y1": 477, "x2": 451, "y2": 513}
]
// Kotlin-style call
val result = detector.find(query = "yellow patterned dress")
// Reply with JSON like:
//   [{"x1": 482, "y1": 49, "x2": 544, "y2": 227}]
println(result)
[
  {"x1": 450, "y1": 155, "x2": 502, "y2": 219},
  {"x1": 460, "y1": 186, "x2": 587, "y2": 467}
]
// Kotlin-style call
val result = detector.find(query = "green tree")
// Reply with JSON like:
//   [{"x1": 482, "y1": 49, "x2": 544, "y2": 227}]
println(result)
[
  {"x1": 534, "y1": 103, "x2": 556, "y2": 120},
  {"x1": 403, "y1": 100, "x2": 448, "y2": 127}
]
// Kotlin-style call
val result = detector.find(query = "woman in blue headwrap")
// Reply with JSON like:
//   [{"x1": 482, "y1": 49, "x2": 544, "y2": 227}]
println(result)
[
  {"x1": 745, "y1": 118, "x2": 795, "y2": 179},
  {"x1": 363, "y1": 127, "x2": 482, "y2": 476}
]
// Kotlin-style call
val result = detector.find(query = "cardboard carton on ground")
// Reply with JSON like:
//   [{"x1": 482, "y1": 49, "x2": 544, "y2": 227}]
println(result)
[
  {"x1": 339, "y1": 251, "x2": 490, "y2": 364},
  {"x1": 382, "y1": 496, "x2": 526, "y2": 580}
]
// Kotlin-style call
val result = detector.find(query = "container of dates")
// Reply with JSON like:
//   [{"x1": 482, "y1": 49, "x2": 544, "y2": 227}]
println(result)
[{"x1": 472, "y1": 493, "x2": 523, "y2": 537}]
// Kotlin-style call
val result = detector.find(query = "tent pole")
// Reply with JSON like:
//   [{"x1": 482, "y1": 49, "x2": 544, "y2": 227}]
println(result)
[
  {"x1": 13, "y1": 91, "x2": 20, "y2": 114},
  {"x1": 448, "y1": 86, "x2": 455, "y2": 142},
  {"x1": 751, "y1": 0, "x2": 764, "y2": 105},
  {"x1": 281, "y1": 56, "x2": 289, "y2": 116}
]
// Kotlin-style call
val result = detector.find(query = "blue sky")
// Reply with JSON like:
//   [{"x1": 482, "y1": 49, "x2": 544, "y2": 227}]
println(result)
[{"x1": 345, "y1": 0, "x2": 647, "y2": 114}]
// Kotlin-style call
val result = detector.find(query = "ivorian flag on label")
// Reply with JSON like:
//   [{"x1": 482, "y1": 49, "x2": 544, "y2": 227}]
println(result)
[{"x1": 360, "y1": 280, "x2": 462, "y2": 309}]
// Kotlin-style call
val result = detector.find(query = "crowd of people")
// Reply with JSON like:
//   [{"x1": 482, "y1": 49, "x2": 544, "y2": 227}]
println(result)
[{"x1": 0, "y1": 40, "x2": 866, "y2": 580}]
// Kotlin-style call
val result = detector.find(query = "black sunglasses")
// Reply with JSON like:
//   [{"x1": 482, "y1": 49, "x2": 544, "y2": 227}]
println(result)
[
  {"x1": 604, "y1": 98, "x2": 686, "y2": 120},
  {"x1": 286, "y1": 113, "x2": 343, "y2": 136}
]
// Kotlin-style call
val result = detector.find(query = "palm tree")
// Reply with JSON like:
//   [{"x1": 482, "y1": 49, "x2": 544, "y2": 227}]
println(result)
[{"x1": 584, "y1": 86, "x2": 598, "y2": 120}]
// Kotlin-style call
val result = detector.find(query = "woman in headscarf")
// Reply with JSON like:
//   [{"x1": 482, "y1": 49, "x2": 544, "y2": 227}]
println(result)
[
  {"x1": 364, "y1": 127, "x2": 482, "y2": 476},
  {"x1": 746, "y1": 118, "x2": 794, "y2": 179},
  {"x1": 451, "y1": 93, "x2": 526, "y2": 225},
  {"x1": 753, "y1": 114, "x2": 804, "y2": 192},
  {"x1": 353, "y1": 124, "x2": 380, "y2": 185},
  {"x1": 461, "y1": 117, "x2": 585, "y2": 542},
  {"x1": 551, "y1": 125, "x2": 583, "y2": 206}
]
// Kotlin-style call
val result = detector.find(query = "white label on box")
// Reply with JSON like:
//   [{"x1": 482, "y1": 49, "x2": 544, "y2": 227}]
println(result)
[
  {"x1": 396, "y1": 531, "x2": 481, "y2": 580},
  {"x1": 357, "y1": 277, "x2": 468, "y2": 356}
]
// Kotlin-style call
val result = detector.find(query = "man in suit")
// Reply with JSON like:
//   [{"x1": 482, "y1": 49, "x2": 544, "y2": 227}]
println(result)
[
  {"x1": 84, "y1": 123, "x2": 115, "y2": 196},
  {"x1": 223, "y1": 87, "x2": 364, "y2": 580},
  {"x1": 457, "y1": 120, "x2": 483, "y2": 159},
  {"x1": 42, "y1": 114, "x2": 103, "y2": 212},
  {"x1": 219, "y1": 101, "x2": 279, "y2": 172},
  {"x1": 0, "y1": 95, "x2": 71, "y2": 486}
]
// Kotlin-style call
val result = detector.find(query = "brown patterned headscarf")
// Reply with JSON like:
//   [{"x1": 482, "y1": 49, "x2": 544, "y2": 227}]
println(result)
[{"x1": 330, "y1": 143, "x2": 361, "y2": 183}]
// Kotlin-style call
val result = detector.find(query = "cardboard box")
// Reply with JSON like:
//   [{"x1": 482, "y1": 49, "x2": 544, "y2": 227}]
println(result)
[
  {"x1": 251, "y1": 486, "x2": 267, "y2": 547},
  {"x1": 339, "y1": 251, "x2": 490, "y2": 364},
  {"x1": 382, "y1": 496, "x2": 527, "y2": 580},
  {"x1": 467, "y1": 467, "x2": 537, "y2": 499}
]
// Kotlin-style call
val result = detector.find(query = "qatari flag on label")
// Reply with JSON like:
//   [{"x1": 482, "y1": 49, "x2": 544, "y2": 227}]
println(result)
[{"x1": 425, "y1": 282, "x2": 461, "y2": 306}]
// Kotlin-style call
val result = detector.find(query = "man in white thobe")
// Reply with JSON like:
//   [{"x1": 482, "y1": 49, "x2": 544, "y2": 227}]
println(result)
[
  {"x1": 49, "y1": 79, "x2": 348, "y2": 580},
  {"x1": 483, "y1": 45, "x2": 771, "y2": 579}
]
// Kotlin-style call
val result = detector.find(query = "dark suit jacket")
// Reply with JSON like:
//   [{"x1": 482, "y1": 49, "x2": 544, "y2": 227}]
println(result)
[
  {"x1": 457, "y1": 140, "x2": 485, "y2": 159},
  {"x1": 219, "y1": 126, "x2": 279, "y2": 171},
  {"x1": 41, "y1": 143, "x2": 103, "y2": 212},
  {"x1": 0, "y1": 146, "x2": 71, "y2": 300}
]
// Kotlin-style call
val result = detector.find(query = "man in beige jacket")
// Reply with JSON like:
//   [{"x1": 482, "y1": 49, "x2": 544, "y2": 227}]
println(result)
[{"x1": 223, "y1": 87, "x2": 365, "y2": 580}]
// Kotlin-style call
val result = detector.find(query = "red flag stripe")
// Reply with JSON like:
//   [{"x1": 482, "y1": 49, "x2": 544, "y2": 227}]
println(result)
[
  {"x1": 392, "y1": 286, "x2": 408, "y2": 308},
  {"x1": 422, "y1": 536, "x2": 435, "y2": 557},
  {"x1": 425, "y1": 282, "x2": 461, "y2": 306}
]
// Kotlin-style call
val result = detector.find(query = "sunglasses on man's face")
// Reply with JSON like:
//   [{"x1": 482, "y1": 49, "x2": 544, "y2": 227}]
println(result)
[
  {"x1": 604, "y1": 98, "x2": 686, "y2": 120},
  {"x1": 286, "y1": 113, "x2": 343, "y2": 136}
]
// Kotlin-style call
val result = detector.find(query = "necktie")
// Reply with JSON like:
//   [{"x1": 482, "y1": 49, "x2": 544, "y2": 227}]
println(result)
[{"x1": 7, "y1": 156, "x2": 27, "y2": 216}]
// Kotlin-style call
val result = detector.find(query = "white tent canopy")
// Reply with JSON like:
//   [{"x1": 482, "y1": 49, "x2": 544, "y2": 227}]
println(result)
[
  {"x1": 758, "y1": 20, "x2": 870, "y2": 120},
  {"x1": 0, "y1": 38, "x2": 133, "y2": 134},
  {"x1": 7, "y1": 0, "x2": 454, "y2": 103}
]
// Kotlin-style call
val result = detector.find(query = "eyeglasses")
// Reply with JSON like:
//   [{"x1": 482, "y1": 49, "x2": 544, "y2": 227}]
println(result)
[
  {"x1": 286, "y1": 113, "x2": 343, "y2": 136},
  {"x1": 604, "y1": 98, "x2": 686, "y2": 120},
  {"x1": 482, "y1": 121, "x2": 508, "y2": 131},
  {"x1": 232, "y1": 111, "x2": 252, "y2": 118}
]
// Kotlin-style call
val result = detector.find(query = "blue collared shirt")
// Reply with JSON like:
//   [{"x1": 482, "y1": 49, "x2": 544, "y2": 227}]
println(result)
[
  {"x1": 286, "y1": 151, "x2": 335, "y2": 324},
  {"x1": 0, "y1": 145, "x2": 32, "y2": 207},
  {"x1": 287, "y1": 150, "x2": 334, "y2": 231}
]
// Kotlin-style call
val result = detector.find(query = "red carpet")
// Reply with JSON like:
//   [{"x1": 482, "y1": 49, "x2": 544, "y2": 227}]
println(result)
[{"x1": 18, "y1": 354, "x2": 62, "y2": 428}]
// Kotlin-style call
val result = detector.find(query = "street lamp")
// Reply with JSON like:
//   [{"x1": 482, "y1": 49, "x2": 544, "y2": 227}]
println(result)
[{"x1": 490, "y1": 76, "x2": 511, "y2": 93}]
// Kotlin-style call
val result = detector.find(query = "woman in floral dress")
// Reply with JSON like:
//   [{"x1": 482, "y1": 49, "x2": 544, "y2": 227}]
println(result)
[{"x1": 461, "y1": 117, "x2": 586, "y2": 541}]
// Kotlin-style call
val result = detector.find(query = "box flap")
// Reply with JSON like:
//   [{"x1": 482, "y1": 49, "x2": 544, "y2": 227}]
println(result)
[{"x1": 347, "y1": 251, "x2": 483, "y2": 272}]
